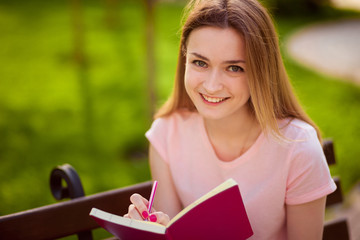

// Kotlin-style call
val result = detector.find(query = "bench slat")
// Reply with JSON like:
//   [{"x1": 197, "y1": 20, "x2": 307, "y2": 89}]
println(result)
[
  {"x1": 323, "y1": 139, "x2": 336, "y2": 166},
  {"x1": 0, "y1": 181, "x2": 152, "y2": 240},
  {"x1": 326, "y1": 177, "x2": 343, "y2": 207},
  {"x1": 323, "y1": 217, "x2": 350, "y2": 240}
]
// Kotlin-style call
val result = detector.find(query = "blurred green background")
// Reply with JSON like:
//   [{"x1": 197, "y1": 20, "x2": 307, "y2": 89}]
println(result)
[{"x1": 0, "y1": 0, "x2": 359, "y2": 231}]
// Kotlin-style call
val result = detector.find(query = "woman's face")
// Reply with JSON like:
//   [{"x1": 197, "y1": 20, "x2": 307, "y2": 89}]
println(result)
[{"x1": 184, "y1": 26, "x2": 251, "y2": 121}]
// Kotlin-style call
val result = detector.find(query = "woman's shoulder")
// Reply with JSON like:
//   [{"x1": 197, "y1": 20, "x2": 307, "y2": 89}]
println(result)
[
  {"x1": 278, "y1": 118, "x2": 318, "y2": 141},
  {"x1": 277, "y1": 118, "x2": 325, "y2": 167}
]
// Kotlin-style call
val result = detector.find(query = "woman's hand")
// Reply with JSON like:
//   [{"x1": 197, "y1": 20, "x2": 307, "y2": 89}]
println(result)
[{"x1": 124, "y1": 193, "x2": 170, "y2": 226}]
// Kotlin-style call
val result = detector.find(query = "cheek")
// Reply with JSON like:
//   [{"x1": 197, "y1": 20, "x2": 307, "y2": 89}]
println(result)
[
  {"x1": 243, "y1": 79, "x2": 250, "y2": 95},
  {"x1": 184, "y1": 68, "x2": 199, "y2": 92},
  {"x1": 242, "y1": 80, "x2": 251, "y2": 99},
  {"x1": 228, "y1": 77, "x2": 250, "y2": 97},
  {"x1": 237, "y1": 78, "x2": 249, "y2": 90},
  {"x1": 184, "y1": 68, "x2": 191, "y2": 93}
]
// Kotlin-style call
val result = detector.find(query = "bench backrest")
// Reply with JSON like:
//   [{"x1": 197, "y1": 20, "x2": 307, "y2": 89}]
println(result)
[
  {"x1": 322, "y1": 139, "x2": 350, "y2": 240},
  {"x1": 0, "y1": 181, "x2": 152, "y2": 240}
]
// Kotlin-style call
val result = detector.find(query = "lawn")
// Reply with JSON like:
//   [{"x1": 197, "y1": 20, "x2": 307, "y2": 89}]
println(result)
[{"x1": 0, "y1": 0, "x2": 359, "y2": 233}]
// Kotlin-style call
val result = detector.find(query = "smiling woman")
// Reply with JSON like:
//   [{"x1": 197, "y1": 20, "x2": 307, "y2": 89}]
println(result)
[{"x1": 123, "y1": 0, "x2": 337, "y2": 239}]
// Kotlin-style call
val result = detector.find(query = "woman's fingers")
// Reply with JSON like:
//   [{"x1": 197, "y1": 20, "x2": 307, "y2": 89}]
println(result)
[
  {"x1": 149, "y1": 212, "x2": 170, "y2": 225},
  {"x1": 129, "y1": 193, "x2": 150, "y2": 220},
  {"x1": 126, "y1": 193, "x2": 169, "y2": 225},
  {"x1": 127, "y1": 204, "x2": 143, "y2": 220}
]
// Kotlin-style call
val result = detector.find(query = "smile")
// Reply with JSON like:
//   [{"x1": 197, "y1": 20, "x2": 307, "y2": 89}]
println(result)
[{"x1": 200, "y1": 94, "x2": 229, "y2": 103}]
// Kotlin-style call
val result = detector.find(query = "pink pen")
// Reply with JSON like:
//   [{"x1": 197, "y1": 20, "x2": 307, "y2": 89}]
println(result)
[{"x1": 147, "y1": 180, "x2": 158, "y2": 215}]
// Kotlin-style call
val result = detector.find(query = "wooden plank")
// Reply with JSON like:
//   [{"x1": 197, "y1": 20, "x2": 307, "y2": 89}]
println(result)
[
  {"x1": 323, "y1": 139, "x2": 336, "y2": 166},
  {"x1": 0, "y1": 181, "x2": 152, "y2": 240},
  {"x1": 323, "y1": 217, "x2": 350, "y2": 240},
  {"x1": 326, "y1": 177, "x2": 343, "y2": 207}
]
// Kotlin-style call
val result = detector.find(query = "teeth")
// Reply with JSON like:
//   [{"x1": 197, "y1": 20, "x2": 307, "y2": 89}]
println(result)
[{"x1": 202, "y1": 94, "x2": 227, "y2": 103}]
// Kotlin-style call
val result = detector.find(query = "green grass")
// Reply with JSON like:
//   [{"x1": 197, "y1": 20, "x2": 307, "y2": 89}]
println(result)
[{"x1": 0, "y1": 0, "x2": 359, "y2": 231}]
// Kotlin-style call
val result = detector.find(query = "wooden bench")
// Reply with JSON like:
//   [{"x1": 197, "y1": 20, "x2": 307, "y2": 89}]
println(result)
[
  {"x1": 322, "y1": 139, "x2": 350, "y2": 240},
  {"x1": 0, "y1": 140, "x2": 350, "y2": 239}
]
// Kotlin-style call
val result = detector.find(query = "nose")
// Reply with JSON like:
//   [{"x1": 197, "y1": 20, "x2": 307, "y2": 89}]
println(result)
[{"x1": 203, "y1": 69, "x2": 223, "y2": 94}]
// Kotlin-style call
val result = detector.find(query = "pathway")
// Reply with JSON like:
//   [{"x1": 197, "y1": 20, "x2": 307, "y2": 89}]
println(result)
[{"x1": 286, "y1": 18, "x2": 360, "y2": 85}]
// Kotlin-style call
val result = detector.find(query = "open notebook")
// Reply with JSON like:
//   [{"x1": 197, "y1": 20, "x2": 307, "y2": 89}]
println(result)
[{"x1": 90, "y1": 178, "x2": 253, "y2": 240}]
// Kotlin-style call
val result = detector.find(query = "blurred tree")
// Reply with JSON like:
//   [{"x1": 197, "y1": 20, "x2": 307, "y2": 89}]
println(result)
[
  {"x1": 70, "y1": 0, "x2": 95, "y2": 153},
  {"x1": 145, "y1": 0, "x2": 157, "y2": 119},
  {"x1": 104, "y1": 0, "x2": 119, "y2": 29},
  {"x1": 103, "y1": 0, "x2": 157, "y2": 120}
]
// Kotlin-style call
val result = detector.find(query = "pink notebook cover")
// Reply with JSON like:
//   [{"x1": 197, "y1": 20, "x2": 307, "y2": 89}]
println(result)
[{"x1": 90, "y1": 179, "x2": 253, "y2": 240}]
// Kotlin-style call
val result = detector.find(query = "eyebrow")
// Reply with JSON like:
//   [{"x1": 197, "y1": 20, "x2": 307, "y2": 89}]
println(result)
[{"x1": 189, "y1": 52, "x2": 246, "y2": 64}]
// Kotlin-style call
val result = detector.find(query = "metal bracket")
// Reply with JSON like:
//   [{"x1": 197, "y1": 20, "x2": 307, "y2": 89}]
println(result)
[
  {"x1": 50, "y1": 163, "x2": 93, "y2": 240},
  {"x1": 50, "y1": 163, "x2": 85, "y2": 200}
]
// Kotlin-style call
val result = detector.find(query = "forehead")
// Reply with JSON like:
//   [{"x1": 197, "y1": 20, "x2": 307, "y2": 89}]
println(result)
[{"x1": 186, "y1": 26, "x2": 246, "y2": 60}]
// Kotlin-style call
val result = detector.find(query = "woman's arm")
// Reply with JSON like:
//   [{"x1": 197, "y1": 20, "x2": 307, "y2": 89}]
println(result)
[
  {"x1": 286, "y1": 196, "x2": 326, "y2": 240},
  {"x1": 149, "y1": 144, "x2": 183, "y2": 219}
]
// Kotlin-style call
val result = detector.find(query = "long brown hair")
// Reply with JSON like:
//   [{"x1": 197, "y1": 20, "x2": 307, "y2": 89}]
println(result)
[{"x1": 155, "y1": 0, "x2": 321, "y2": 141}]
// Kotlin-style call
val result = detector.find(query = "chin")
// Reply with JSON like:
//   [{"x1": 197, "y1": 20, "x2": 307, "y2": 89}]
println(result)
[{"x1": 196, "y1": 108, "x2": 229, "y2": 121}]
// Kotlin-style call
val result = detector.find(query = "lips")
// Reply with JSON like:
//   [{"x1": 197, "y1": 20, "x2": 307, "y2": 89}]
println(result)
[{"x1": 200, "y1": 93, "x2": 229, "y2": 103}]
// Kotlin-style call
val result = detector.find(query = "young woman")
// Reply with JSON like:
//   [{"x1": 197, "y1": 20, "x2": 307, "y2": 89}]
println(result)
[{"x1": 125, "y1": 0, "x2": 336, "y2": 239}]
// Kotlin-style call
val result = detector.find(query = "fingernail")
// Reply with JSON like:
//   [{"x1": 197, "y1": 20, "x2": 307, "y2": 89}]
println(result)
[
  {"x1": 142, "y1": 211, "x2": 149, "y2": 219},
  {"x1": 149, "y1": 214, "x2": 157, "y2": 222}
]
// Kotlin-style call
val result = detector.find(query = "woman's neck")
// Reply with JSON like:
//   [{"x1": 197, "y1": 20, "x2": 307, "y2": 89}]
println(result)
[
  {"x1": 204, "y1": 109, "x2": 258, "y2": 138},
  {"x1": 203, "y1": 110, "x2": 261, "y2": 162}
]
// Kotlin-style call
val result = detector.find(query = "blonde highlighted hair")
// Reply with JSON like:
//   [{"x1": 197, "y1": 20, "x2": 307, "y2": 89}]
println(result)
[{"x1": 155, "y1": 0, "x2": 321, "y2": 141}]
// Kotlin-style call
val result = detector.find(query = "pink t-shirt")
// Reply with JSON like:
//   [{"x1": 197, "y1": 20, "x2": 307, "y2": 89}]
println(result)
[{"x1": 145, "y1": 110, "x2": 336, "y2": 239}]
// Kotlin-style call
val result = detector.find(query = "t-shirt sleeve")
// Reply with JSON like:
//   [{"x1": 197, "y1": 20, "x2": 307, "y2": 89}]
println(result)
[
  {"x1": 145, "y1": 117, "x2": 170, "y2": 163},
  {"x1": 285, "y1": 128, "x2": 337, "y2": 205}
]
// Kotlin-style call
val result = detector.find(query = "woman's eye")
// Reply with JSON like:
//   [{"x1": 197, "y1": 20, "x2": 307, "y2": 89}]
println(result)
[
  {"x1": 193, "y1": 60, "x2": 207, "y2": 68},
  {"x1": 228, "y1": 65, "x2": 244, "y2": 72}
]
